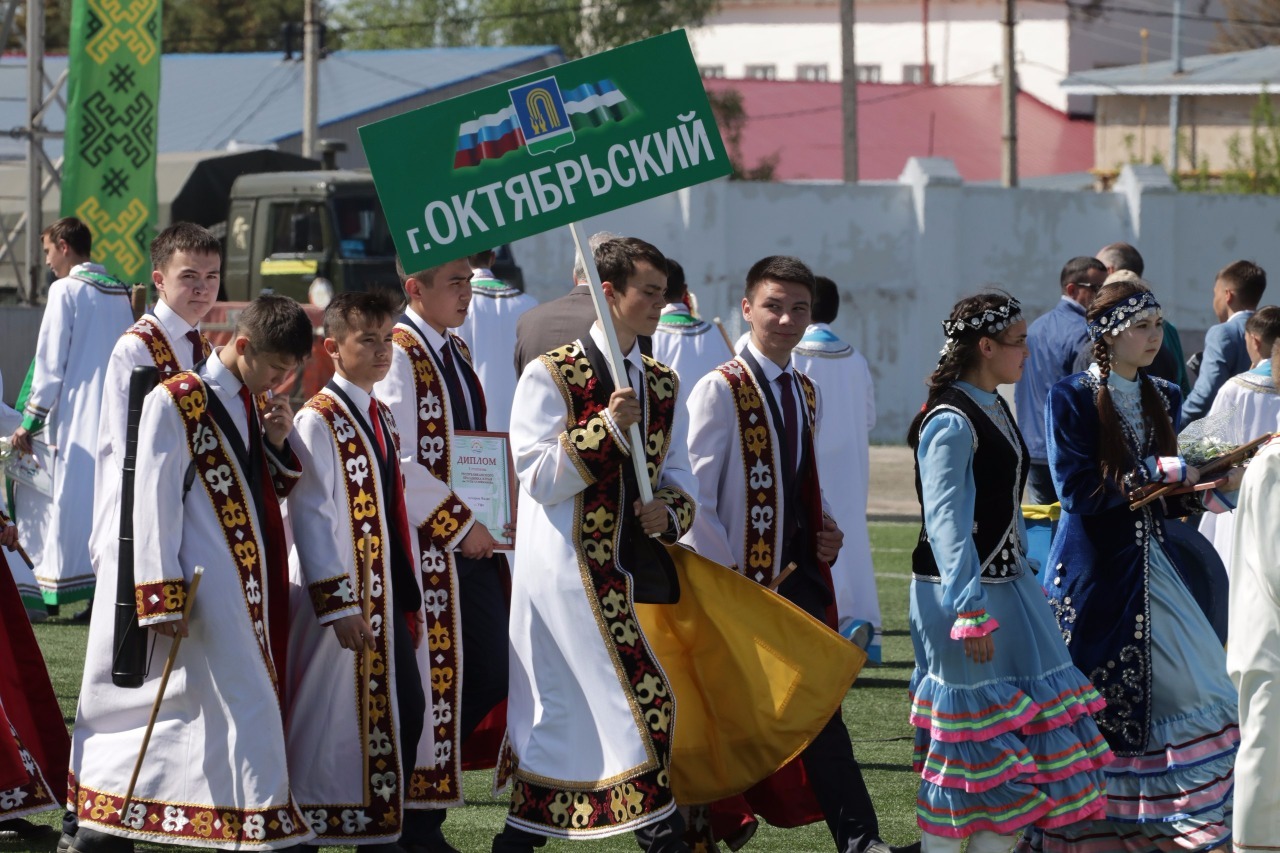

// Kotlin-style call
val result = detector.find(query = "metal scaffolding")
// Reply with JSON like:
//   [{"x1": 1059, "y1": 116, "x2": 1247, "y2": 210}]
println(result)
[{"x1": 3, "y1": 0, "x2": 66, "y2": 303}]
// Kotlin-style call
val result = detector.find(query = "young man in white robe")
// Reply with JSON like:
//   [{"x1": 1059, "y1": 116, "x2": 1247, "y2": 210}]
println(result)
[
  {"x1": 682, "y1": 256, "x2": 910, "y2": 853},
  {"x1": 68, "y1": 296, "x2": 315, "y2": 852},
  {"x1": 374, "y1": 256, "x2": 509, "y2": 853},
  {"x1": 494, "y1": 236, "x2": 699, "y2": 852},
  {"x1": 8, "y1": 217, "x2": 134, "y2": 607},
  {"x1": 458, "y1": 248, "x2": 537, "y2": 433},
  {"x1": 791, "y1": 275, "x2": 882, "y2": 663},
  {"x1": 1199, "y1": 306, "x2": 1280, "y2": 570},
  {"x1": 1227, "y1": 433, "x2": 1280, "y2": 847},
  {"x1": 63, "y1": 224, "x2": 223, "y2": 852},
  {"x1": 652, "y1": 258, "x2": 730, "y2": 402},
  {"x1": 287, "y1": 290, "x2": 428, "y2": 850}
]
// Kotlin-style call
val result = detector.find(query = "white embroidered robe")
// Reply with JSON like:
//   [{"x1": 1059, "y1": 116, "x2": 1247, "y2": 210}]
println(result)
[
  {"x1": 1198, "y1": 368, "x2": 1280, "y2": 570},
  {"x1": 15, "y1": 263, "x2": 133, "y2": 602},
  {"x1": 1227, "y1": 438, "x2": 1280, "y2": 847},
  {"x1": 72, "y1": 359, "x2": 311, "y2": 850},
  {"x1": 792, "y1": 323, "x2": 881, "y2": 655},
  {"x1": 457, "y1": 270, "x2": 536, "y2": 433}
]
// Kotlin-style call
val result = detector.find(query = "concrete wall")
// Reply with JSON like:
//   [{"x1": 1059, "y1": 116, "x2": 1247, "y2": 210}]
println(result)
[{"x1": 507, "y1": 161, "x2": 1280, "y2": 443}]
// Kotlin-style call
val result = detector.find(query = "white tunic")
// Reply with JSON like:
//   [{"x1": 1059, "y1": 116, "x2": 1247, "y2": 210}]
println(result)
[
  {"x1": 506, "y1": 327, "x2": 698, "y2": 838},
  {"x1": 651, "y1": 303, "x2": 732, "y2": 400},
  {"x1": 286, "y1": 377, "x2": 419, "y2": 845},
  {"x1": 15, "y1": 263, "x2": 133, "y2": 602},
  {"x1": 792, "y1": 323, "x2": 881, "y2": 656},
  {"x1": 89, "y1": 300, "x2": 205, "y2": 578},
  {"x1": 681, "y1": 342, "x2": 830, "y2": 579},
  {"x1": 373, "y1": 307, "x2": 477, "y2": 810},
  {"x1": 456, "y1": 269, "x2": 537, "y2": 433},
  {"x1": 72, "y1": 356, "x2": 312, "y2": 850},
  {"x1": 1227, "y1": 437, "x2": 1280, "y2": 847},
  {"x1": 1198, "y1": 366, "x2": 1280, "y2": 570}
]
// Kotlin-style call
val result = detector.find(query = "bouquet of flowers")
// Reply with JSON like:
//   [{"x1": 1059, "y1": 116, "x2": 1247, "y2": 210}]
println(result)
[{"x1": 1129, "y1": 407, "x2": 1272, "y2": 509}]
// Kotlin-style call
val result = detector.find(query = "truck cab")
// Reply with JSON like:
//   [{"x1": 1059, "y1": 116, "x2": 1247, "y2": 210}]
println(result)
[{"x1": 220, "y1": 170, "x2": 400, "y2": 303}]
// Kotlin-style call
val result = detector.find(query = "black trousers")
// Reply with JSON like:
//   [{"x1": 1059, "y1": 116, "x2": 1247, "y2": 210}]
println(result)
[
  {"x1": 393, "y1": 600, "x2": 427, "y2": 779},
  {"x1": 406, "y1": 554, "x2": 509, "y2": 840},
  {"x1": 491, "y1": 809, "x2": 688, "y2": 853},
  {"x1": 779, "y1": 568, "x2": 882, "y2": 853}
]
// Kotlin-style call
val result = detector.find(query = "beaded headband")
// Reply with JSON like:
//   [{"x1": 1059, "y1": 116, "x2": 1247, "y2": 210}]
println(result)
[
  {"x1": 1087, "y1": 291, "x2": 1162, "y2": 342},
  {"x1": 941, "y1": 297, "x2": 1023, "y2": 340}
]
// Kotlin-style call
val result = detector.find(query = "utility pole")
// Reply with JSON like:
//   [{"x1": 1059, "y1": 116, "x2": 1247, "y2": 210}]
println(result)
[
  {"x1": 25, "y1": 0, "x2": 43, "y2": 301},
  {"x1": 840, "y1": 0, "x2": 858, "y2": 182},
  {"x1": 1001, "y1": 0, "x2": 1018, "y2": 187},
  {"x1": 302, "y1": 0, "x2": 319, "y2": 159},
  {"x1": 1170, "y1": 0, "x2": 1183, "y2": 178}
]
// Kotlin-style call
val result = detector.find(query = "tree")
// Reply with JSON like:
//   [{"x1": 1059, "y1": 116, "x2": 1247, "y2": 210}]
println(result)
[
  {"x1": 1215, "y1": 0, "x2": 1280, "y2": 52},
  {"x1": 476, "y1": 0, "x2": 719, "y2": 59},
  {"x1": 329, "y1": 0, "x2": 474, "y2": 51},
  {"x1": 163, "y1": 0, "x2": 304, "y2": 53},
  {"x1": 706, "y1": 86, "x2": 777, "y2": 181}
]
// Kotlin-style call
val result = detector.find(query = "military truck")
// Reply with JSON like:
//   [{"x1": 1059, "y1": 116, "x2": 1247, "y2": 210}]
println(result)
[{"x1": 201, "y1": 162, "x2": 523, "y2": 303}]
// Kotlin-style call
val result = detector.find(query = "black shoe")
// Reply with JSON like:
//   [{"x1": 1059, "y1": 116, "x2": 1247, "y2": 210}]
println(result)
[
  {"x1": 400, "y1": 828, "x2": 461, "y2": 853},
  {"x1": 57, "y1": 832, "x2": 74, "y2": 853},
  {"x1": 0, "y1": 818, "x2": 58, "y2": 841},
  {"x1": 65, "y1": 826, "x2": 134, "y2": 853},
  {"x1": 73, "y1": 605, "x2": 92, "y2": 623},
  {"x1": 889, "y1": 843, "x2": 922, "y2": 853}
]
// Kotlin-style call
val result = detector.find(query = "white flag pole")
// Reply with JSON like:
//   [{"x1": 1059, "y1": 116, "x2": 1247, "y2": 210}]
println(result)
[{"x1": 568, "y1": 222, "x2": 655, "y2": 507}]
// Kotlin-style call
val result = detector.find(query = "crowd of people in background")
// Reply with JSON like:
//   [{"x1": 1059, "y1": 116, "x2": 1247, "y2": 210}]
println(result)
[{"x1": 0, "y1": 218, "x2": 1277, "y2": 853}]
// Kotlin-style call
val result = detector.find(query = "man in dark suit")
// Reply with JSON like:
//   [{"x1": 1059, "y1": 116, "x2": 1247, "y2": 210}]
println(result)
[
  {"x1": 1183, "y1": 259, "x2": 1266, "y2": 425},
  {"x1": 513, "y1": 231, "x2": 652, "y2": 373}
]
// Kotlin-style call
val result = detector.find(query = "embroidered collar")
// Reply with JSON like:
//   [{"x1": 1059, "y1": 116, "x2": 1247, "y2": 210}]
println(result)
[{"x1": 1087, "y1": 291, "x2": 1161, "y2": 342}]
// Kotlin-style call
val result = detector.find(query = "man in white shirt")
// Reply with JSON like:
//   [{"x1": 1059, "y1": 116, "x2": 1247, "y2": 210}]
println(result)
[
  {"x1": 9, "y1": 217, "x2": 134, "y2": 608},
  {"x1": 457, "y1": 248, "x2": 537, "y2": 432}
]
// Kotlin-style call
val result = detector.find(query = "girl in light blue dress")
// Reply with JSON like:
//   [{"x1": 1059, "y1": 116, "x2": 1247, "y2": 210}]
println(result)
[{"x1": 908, "y1": 293, "x2": 1112, "y2": 853}]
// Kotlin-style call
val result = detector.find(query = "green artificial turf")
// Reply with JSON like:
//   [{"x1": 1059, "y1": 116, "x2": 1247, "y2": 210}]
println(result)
[{"x1": 22, "y1": 522, "x2": 923, "y2": 852}]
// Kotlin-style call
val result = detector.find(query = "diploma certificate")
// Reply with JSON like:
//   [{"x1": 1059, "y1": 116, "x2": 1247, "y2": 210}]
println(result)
[
  {"x1": 450, "y1": 431, "x2": 515, "y2": 551},
  {"x1": 4, "y1": 437, "x2": 55, "y2": 497}
]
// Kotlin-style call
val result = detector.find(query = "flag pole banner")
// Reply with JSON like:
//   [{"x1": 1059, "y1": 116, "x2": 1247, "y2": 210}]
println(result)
[
  {"x1": 60, "y1": 0, "x2": 161, "y2": 282},
  {"x1": 359, "y1": 30, "x2": 732, "y2": 267}
]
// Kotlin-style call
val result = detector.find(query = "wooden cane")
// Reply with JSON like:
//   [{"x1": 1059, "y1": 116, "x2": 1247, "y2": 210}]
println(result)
[
  {"x1": 360, "y1": 533, "x2": 374, "y2": 803},
  {"x1": 122, "y1": 566, "x2": 204, "y2": 814},
  {"x1": 0, "y1": 510, "x2": 35, "y2": 572},
  {"x1": 1128, "y1": 433, "x2": 1273, "y2": 510},
  {"x1": 713, "y1": 317, "x2": 736, "y2": 354},
  {"x1": 768, "y1": 562, "x2": 798, "y2": 592}
]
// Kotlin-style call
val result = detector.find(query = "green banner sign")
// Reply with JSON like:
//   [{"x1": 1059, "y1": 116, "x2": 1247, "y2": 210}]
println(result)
[
  {"x1": 359, "y1": 30, "x2": 731, "y2": 268},
  {"x1": 61, "y1": 0, "x2": 162, "y2": 282}
]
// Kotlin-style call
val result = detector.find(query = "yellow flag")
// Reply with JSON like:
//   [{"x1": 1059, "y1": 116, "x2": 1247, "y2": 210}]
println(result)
[{"x1": 634, "y1": 544, "x2": 866, "y2": 803}]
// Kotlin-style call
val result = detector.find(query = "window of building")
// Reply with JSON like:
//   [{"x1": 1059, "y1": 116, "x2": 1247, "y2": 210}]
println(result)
[
  {"x1": 796, "y1": 63, "x2": 829, "y2": 82},
  {"x1": 902, "y1": 64, "x2": 935, "y2": 85},
  {"x1": 745, "y1": 64, "x2": 777, "y2": 81},
  {"x1": 700, "y1": 65, "x2": 725, "y2": 79},
  {"x1": 855, "y1": 64, "x2": 882, "y2": 84}
]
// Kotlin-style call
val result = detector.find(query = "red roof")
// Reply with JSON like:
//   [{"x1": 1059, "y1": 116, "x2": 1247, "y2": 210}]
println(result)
[{"x1": 703, "y1": 78, "x2": 1094, "y2": 182}]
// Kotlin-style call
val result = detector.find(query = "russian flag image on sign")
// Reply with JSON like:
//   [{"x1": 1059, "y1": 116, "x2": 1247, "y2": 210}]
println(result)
[
  {"x1": 509, "y1": 77, "x2": 575, "y2": 157},
  {"x1": 453, "y1": 78, "x2": 635, "y2": 169}
]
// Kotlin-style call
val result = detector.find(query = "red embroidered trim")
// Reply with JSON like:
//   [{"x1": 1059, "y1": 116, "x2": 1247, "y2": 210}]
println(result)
[
  {"x1": 392, "y1": 327, "x2": 465, "y2": 807},
  {"x1": 74, "y1": 781, "x2": 310, "y2": 846},
  {"x1": 160, "y1": 373, "x2": 279, "y2": 696},
  {"x1": 507, "y1": 345, "x2": 679, "y2": 834},
  {"x1": 126, "y1": 317, "x2": 211, "y2": 376},
  {"x1": 307, "y1": 575, "x2": 357, "y2": 620},
  {"x1": 300, "y1": 392, "x2": 402, "y2": 831},
  {"x1": 0, "y1": 722, "x2": 55, "y2": 819},
  {"x1": 134, "y1": 578, "x2": 188, "y2": 621}
]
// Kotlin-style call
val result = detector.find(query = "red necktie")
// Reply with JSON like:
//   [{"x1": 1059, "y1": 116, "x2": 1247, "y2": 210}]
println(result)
[
  {"x1": 185, "y1": 330, "x2": 204, "y2": 366},
  {"x1": 368, "y1": 399, "x2": 388, "y2": 459},
  {"x1": 237, "y1": 384, "x2": 289, "y2": 687}
]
